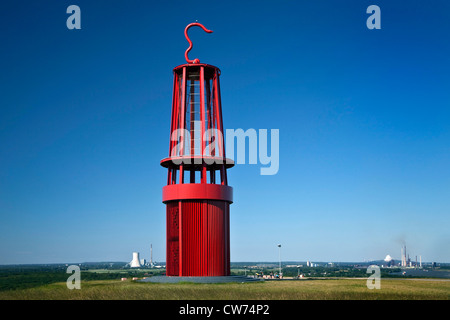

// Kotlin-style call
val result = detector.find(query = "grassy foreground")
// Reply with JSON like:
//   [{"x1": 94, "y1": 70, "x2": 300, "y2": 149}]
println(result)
[{"x1": 1, "y1": 278, "x2": 449, "y2": 300}]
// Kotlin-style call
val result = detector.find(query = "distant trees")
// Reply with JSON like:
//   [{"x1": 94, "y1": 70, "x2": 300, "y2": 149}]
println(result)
[{"x1": 0, "y1": 265, "x2": 164, "y2": 291}]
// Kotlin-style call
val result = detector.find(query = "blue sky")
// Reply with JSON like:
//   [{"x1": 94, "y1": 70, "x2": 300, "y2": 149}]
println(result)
[{"x1": 0, "y1": 0, "x2": 449, "y2": 264}]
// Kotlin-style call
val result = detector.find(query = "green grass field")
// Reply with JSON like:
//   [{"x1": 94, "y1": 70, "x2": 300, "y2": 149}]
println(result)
[{"x1": 1, "y1": 278, "x2": 449, "y2": 300}]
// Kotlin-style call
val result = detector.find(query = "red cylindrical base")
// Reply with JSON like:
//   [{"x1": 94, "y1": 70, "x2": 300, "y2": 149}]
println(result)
[{"x1": 166, "y1": 200, "x2": 230, "y2": 276}]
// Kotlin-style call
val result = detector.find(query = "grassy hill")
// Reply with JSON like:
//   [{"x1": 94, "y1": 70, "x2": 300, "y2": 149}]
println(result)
[{"x1": 1, "y1": 278, "x2": 449, "y2": 300}]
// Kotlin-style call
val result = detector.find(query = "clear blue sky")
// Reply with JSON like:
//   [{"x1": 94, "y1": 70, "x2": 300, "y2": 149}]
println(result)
[{"x1": 1, "y1": 0, "x2": 449, "y2": 264}]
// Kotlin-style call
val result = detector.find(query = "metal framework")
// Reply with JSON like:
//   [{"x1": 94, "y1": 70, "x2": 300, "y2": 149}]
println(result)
[{"x1": 161, "y1": 23, "x2": 234, "y2": 276}]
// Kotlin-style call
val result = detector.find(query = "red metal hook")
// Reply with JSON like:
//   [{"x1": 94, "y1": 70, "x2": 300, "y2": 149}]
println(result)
[{"x1": 184, "y1": 22, "x2": 213, "y2": 64}]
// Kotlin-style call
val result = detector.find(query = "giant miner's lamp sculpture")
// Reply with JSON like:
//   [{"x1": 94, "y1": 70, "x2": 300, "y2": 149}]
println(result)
[{"x1": 161, "y1": 23, "x2": 234, "y2": 276}]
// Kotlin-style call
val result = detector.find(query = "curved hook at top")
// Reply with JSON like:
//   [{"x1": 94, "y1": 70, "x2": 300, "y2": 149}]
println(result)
[{"x1": 184, "y1": 22, "x2": 213, "y2": 64}]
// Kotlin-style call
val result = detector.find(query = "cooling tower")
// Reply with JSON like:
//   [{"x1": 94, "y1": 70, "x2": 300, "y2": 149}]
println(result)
[{"x1": 130, "y1": 252, "x2": 142, "y2": 268}]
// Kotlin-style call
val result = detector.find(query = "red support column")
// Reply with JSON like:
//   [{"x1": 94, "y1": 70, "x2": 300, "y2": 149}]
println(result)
[{"x1": 179, "y1": 67, "x2": 187, "y2": 184}]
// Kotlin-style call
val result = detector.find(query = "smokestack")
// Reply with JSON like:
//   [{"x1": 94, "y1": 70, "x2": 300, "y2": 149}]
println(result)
[
  {"x1": 405, "y1": 245, "x2": 407, "y2": 266},
  {"x1": 404, "y1": 245, "x2": 407, "y2": 267},
  {"x1": 150, "y1": 244, "x2": 153, "y2": 267},
  {"x1": 401, "y1": 247, "x2": 404, "y2": 267},
  {"x1": 401, "y1": 245, "x2": 408, "y2": 267},
  {"x1": 130, "y1": 252, "x2": 142, "y2": 268}
]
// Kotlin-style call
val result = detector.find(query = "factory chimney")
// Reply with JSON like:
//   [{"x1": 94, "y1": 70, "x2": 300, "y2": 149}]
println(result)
[
  {"x1": 401, "y1": 245, "x2": 408, "y2": 267},
  {"x1": 401, "y1": 247, "x2": 404, "y2": 267},
  {"x1": 150, "y1": 244, "x2": 153, "y2": 267}
]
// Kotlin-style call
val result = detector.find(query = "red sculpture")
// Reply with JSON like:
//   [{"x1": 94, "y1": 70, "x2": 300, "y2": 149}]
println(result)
[{"x1": 161, "y1": 23, "x2": 234, "y2": 276}]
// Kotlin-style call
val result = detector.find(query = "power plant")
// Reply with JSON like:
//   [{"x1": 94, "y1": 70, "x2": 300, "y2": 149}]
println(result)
[
  {"x1": 400, "y1": 243, "x2": 422, "y2": 268},
  {"x1": 126, "y1": 244, "x2": 160, "y2": 268}
]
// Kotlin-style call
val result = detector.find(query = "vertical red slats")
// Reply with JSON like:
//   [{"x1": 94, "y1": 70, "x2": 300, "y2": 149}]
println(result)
[
  {"x1": 170, "y1": 200, "x2": 229, "y2": 276},
  {"x1": 166, "y1": 202, "x2": 180, "y2": 276}
]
